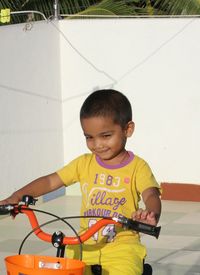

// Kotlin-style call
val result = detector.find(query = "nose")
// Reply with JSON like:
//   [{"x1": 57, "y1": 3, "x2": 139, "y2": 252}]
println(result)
[{"x1": 93, "y1": 138, "x2": 104, "y2": 151}]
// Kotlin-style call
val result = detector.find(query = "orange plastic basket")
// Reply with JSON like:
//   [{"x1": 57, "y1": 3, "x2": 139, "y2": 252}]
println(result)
[{"x1": 5, "y1": 254, "x2": 85, "y2": 275}]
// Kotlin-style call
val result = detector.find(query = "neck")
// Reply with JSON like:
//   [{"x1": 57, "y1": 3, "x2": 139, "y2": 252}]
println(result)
[
  {"x1": 95, "y1": 151, "x2": 134, "y2": 169},
  {"x1": 101, "y1": 150, "x2": 129, "y2": 166}
]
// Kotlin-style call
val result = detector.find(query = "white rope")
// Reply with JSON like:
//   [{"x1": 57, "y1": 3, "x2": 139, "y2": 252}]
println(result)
[{"x1": 10, "y1": 10, "x2": 48, "y2": 21}]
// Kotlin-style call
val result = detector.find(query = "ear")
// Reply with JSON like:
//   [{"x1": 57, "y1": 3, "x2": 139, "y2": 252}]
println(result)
[{"x1": 125, "y1": 121, "x2": 135, "y2": 137}]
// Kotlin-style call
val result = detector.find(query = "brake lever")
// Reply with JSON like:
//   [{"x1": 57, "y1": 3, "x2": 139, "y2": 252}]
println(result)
[
  {"x1": 0, "y1": 195, "x2": 37, "y2": 218},
  {"x1": 21, "y1": 195, "x2": 38, "y2": 206}
]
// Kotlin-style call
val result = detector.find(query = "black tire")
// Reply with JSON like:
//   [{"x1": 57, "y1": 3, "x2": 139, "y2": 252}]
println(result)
[{"x1": 143, "y1": 263, "x2": 153, "y2": 275}]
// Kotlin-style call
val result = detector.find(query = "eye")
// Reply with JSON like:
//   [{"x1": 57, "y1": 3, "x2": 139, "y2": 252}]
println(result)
[
  {"x1": 102, "y1": 134, "x2": 111, "y2": 138},
  {"x1": 85, "y1": 135, "x2": 92, "y2": 140}
]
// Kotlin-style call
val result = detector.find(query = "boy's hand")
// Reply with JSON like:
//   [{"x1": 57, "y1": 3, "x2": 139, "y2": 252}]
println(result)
[
  {"x1": 132, "y1": 209, "x2": 158, "y2": 226},
  {"x1": 0, "y1": 194, "x2": 20, "y2": 205},
  {"x1": 137, "y1": 187, "x2": 161, "y2": 226}
]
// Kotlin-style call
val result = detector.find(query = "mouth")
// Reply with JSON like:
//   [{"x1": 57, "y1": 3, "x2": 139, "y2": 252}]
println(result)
[{"x1": 94, "y1": 149, "x2": 109, "y2": 155}]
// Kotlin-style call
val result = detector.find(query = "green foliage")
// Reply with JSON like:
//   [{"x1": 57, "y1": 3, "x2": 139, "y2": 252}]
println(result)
[
  {"x1": 77, "y1": 0, "x2": 139, "y2": 16},
  {"x1": 152, "y1": 0, "x2": 200, "y2": 15},
  {"x1": 0, "y1": 0, "x2": 200, "y2": 25}
]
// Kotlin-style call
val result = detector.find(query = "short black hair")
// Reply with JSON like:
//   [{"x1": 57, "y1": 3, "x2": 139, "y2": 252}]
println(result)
[{"x1": 80, "y1": 89, "x2": 132, "y2": 128}]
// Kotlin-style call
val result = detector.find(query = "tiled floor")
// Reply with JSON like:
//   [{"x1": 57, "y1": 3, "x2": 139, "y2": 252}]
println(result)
[{"x1": 0, "y1": 196, "x2": 200, "y2": 274}]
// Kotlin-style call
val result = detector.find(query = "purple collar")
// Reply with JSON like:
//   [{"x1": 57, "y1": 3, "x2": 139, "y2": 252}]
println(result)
[{"x1": 96, "y1": 151, "x2": 134, "y2": 169}]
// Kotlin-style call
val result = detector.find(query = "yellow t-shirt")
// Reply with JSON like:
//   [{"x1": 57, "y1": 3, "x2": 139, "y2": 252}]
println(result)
[{"x1": 57, "y1": 152, "x2": 160, "y2": 245}]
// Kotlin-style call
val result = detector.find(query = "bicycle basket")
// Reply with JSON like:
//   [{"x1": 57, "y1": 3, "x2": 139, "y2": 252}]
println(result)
[{"x1": 5, "y1": 254, "x2": 85, "y2": 275}]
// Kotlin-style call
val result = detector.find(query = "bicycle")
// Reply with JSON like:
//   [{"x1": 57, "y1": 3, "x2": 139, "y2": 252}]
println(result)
[{"x1": 0, "y1": 195, "x2": 161, "y2": 275}]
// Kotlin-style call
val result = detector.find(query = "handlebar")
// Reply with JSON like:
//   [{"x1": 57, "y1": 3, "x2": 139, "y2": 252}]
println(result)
[{"x1": 0, "y1": 197, "x2": 161, "y2": 245}]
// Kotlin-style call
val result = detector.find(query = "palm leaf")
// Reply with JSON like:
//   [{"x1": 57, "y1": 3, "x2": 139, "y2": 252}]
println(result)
[
  {"x1": 152, "y1": 0, "x2": 200, "y2": 15},
  {"x1": 78, "y1": 0, "x2": 138, "y2": 15}
]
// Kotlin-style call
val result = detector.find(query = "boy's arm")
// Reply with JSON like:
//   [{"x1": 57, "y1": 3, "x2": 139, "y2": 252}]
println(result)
[
  {"x1": 132, "y1": 187, "x2": 161, "y2": 226},
  {"x1": 0, "y1": 172, "x2": 64, "y2": 205}
]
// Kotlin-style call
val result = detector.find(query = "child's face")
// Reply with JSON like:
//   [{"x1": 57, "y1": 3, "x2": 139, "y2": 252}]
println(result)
[{"x1": 81, "y1": 116, "x2": 134, "y2": 165}]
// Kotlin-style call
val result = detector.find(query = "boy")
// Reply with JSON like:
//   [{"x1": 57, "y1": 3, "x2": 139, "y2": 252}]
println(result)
[{"x1": 0, "y1": 89, "x2": 161, "y2": 275}]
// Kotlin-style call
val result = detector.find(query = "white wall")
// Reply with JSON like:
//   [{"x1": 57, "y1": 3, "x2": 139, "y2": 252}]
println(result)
[
  {"x1": 0, "y1": 18, "x2": 199, "y2": 199},
  {"x1": 0, "y1": 21, "x2": 63, "y2": 199},
  {"x1": 60, "y1": 18, "x2": 200, "y2": 189}
]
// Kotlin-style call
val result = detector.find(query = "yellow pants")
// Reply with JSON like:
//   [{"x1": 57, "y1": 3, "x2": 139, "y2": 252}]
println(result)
[{"x1": 66, "y1": 235, "x2": 146, "y2": 275}]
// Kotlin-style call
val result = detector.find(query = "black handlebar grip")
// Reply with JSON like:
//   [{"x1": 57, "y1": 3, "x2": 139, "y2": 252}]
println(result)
[
  {"x1": 0, "y1": 205, "x2": 13, "y2": 215},
  {"x1": 118, "y1": 216, "x2": 161, "y2": 239},
  {"x1": 126, "y1": 219, "x2": 161, "y2": 238}
]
